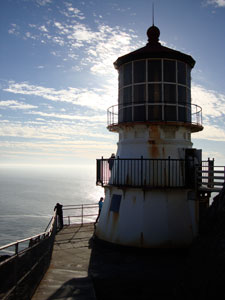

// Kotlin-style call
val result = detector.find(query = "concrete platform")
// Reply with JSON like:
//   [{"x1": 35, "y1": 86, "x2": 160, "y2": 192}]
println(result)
[
  {"x1": 32, "y1": 223, "x2": 189, "y2": 300},
  {"x1": 32, "y1": 224, "x2": 96, "y2": 300}
]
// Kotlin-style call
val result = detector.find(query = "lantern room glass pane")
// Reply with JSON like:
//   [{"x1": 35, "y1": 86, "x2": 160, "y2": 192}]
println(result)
[
  {"x1": 164, "y1": 60, "x2": 176, "y2": 82},
  {"x1": 187, "y1": 88, "x2": 191, "y2": 103},
  {"x1": 148, "y1": 84, "x2": 162, "y2": 103},
  {"x1": 164, "y1": 105, "x2": 177, "y2": 121},
  {"x1": 164, "y1": 84, "x2": 176, "y2": 103},
  {"x1": 178, "y1": 62, "x2": 186, "y2": 85},
  {"x1": 119, "y1": 89, "x2": 123, "y2": 105},
  {"x1": 134, "y1": 84, "x2": 146, "y2": 104},
  {"x1": 134, "y1": 60, "x2": 146, "y2": 83},
  {"x1": 134, "y1": 106, "x2": 146, "y2": 122},
  {"x1": 148, "y1": 106, "x2": 162, "y2": 121},
  {"x1": 123, "y1": 63, "x2": 132, "y2": 86},
  {"x1": 119, "y1": 67, "x2": 123, "y2": 88},
  {"x1": 123, "y1": 86, "x2": 132, "y2": 105},
  {"x1": 178, "y1": 107, "x2": 186, "y2": 122},
  {"x1": 178, "y1": 86, "x2": 186, "y2": 104},
  {"x1": 148, "y1": 60, "x2": 162, "y2": 82},
  {"x1": 123, "y1": 107, "x2": 132, "y2": 122},
  {"x1": 118, "y1": 106, "x2": 123, "y2": 123},
  {"x1": 187, "y1": 65, "x2": 191, "y2": 88},
  {"x1": 187, "y1": 104, "x2": 191, "y2": 122}
]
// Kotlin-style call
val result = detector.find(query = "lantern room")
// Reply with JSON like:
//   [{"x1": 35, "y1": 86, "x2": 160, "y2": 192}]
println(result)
[{"x1": 108, "y1": 25, "x2": 202, "y2": 133}]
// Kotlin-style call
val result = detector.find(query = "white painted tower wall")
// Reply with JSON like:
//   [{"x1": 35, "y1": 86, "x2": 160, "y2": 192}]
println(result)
[{"x1": 96, "y1": 124, "x2": 198, "y2": 247}]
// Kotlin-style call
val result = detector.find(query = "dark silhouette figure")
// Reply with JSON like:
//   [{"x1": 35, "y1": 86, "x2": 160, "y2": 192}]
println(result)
[
  {"x1": 108, "y1": 153, "x2": 115, "y2": 171},
  {"x1": 54, "y1": 203, "x2": 63, "y2": 230},
  {"x1": 95, "y1": 197, "x2": 104, "y2": 226}
]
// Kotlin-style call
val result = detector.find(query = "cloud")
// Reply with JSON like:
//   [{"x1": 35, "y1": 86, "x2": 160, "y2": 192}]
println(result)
[
  {"x1": 0, "y1": 138, "x2": 116, "y2": 163},
  {"x1": 0, "y1": 119, "x2": 111, "y2": 140},
  {"x1": 192, "y1": 84, "x2": 225, "y2": 119},
  {"x1": 193, "y1": 124, "x2": 225, "y2": 141},
  {"x1": 39, "y1": 25, "x2": 48, "y2": 32},
  {"x1": 8, "y1": 24, "x2": 20, "y2": 35},
  {"x1": 61, "y1": 2, "x2": 85, "y2": 20},
  {"x1": 206, "y1": 0, "x2": 225, "y2": 7},
  {"x1": 8, "y1": 2, "x2": 139, "y2": 76},
  {"x1": 36, "y1": 0, "x2": 52, "y2": 6},
  {"x1": 27, "y1": 110, "x2": 105, "y2": 123},
  {"x1": 0, "y1": 100, "x2": 38, "y2": 110},
  {"x1": 4, "y1": 81, "x2": 116, "y2": 111},
  {"x1": 192, "y1": 85, "x2": 225, "y2": 141}
]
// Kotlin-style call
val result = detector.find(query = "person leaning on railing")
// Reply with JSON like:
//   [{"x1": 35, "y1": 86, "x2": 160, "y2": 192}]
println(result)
[{"x1": 54, "y1": 203, "x2": 63, "y2": 230}]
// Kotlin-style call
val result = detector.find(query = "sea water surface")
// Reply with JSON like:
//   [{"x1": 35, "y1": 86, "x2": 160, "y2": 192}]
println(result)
[{"x1": 0, "y1": 164, "x2": 102, "y2": 247}]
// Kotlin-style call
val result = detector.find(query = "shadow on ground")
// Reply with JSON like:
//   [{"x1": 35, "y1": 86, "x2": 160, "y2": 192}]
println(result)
[{"x1": 46, "y1": 277, "x2": 96, "y2": 300}]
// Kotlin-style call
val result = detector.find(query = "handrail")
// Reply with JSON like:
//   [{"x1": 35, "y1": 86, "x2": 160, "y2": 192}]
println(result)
[
  {"x1": 107, "y1": 102, "x2": 202, "y2": 128},
  {"x1": 0, "y1": 211, "x2": 56, "y2": 255},
  {"x1": 0, "y1": 210, "x2": 58, "y2": 300},
  {"x1": 0, "y1": 204, "x2": 98, "y2": 253},
  {"x1": 96, "y1": 157, "x2": 225, "y2": 191},
  {"x1": 62, "y1": 203, "x2": 98, "y2": 226},
  {"x1": 197, "y1": 164, "x2": 225, "y2": 190},
  {"x1": 96, "y1": 157, "x2": 188, "y2": 188},
  {"x1": 0, "y1": 203, "x2": 98, "y2": 299}
]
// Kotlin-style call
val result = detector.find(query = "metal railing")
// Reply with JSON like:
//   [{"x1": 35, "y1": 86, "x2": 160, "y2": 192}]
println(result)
[
  {"x1": 62, "y1": 204, "x2": 98, "y2": 226},
  {"x1": 0, "y1": 211, "x2": 57, "y2": 300},
  {"x1": 97, "y1": 157, "x2": 225, "y2": 192},
  {"x1": 97, "y1": 157, "x2": 188, "y2": 188},
  {"x1": 0, "y1": 203, "x2": 99, "y2": 299},
  {"x1": 107, "y1": 102, "x2": 202, "y2": 128},
  {"x1": 197, "y1": 160, "x2": 225, "y2": 191}
]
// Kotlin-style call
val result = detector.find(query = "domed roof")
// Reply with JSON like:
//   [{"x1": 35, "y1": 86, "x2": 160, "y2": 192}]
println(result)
[{"x1": 114, "y1": 25, "x2": 195, "y2": 69}]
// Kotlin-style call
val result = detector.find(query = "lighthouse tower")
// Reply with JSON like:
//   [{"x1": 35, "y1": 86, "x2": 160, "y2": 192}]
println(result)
[{"x1": 96, "y1": 25, "x2": 203, "y2": 248}]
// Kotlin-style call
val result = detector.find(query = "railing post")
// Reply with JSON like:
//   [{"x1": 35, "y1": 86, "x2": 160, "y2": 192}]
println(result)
[
  {"x1": 224, "y1": 166, "x2": 225, "y2": 183},
  {"x1": 81, "y1": 204, "x2": 84, "y2": 226},
  {"x1": 96, "y1": 159, "x2": 99, "y2": 185},
  {"x1": 101, "y1": 156, "x2": 104, "y2": 186},
  {"x1": 117, "y1": 156, "x2": 120, "y2": 185},
  {"x1": 141, "y1": 156, "x2": 143, "y2": 186},
  {"x1": 14, "y1": 242, "x2": 19, "y2": 298},
  {"x1": 168, "y1": 156, "x2": 171, "y2": 187},
  {"x1": 208, "y1": 158, "x2": 214, "y2": 188}
]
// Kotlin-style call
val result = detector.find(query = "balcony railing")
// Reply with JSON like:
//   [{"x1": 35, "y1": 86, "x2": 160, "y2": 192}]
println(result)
[
  {"x1": 97, "y1": 157, "x2": 225, "y2": 191},
  {"x1": 97, "y1": 157, "x2": 190, "y2": 188},
  {"x1": 107, "y1": 102, "x2": 202, "y2": 129},
  {"x1": 197, "y1": 160, "x2": 225, "y2": 192}
]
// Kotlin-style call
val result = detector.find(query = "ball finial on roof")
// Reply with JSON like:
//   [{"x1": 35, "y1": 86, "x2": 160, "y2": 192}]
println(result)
[{"x1": 147, "y1": 25, "x2": 160, "y2": 45}]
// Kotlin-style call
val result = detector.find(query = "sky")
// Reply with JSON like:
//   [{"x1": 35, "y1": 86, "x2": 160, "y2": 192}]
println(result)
[{"x1": 0, "y1": 0, "x2": 225, "y2": 167}]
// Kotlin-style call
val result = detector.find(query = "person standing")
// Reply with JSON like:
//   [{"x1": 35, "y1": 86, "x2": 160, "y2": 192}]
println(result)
[
  {"x1": 95, "y1": 197, "x2": 104, "y2": 225},
  {"x1": 54, "y1": 203, "x2": 63, "y2": 230}
]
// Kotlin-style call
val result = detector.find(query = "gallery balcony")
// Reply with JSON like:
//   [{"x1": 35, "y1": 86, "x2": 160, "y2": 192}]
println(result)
[
  {"x1": 96, "y1": 157, "x2": 225, "y2": 192},
  {"x1": 107, "y1": 102, "x2": 203, "y2": 133},
  {"x1": 97, "y1": 157, "x2": 190, "y2": 189}
]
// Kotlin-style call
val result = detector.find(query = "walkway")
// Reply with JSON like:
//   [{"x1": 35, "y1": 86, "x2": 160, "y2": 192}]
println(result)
[
  {"x1": 32, "y1": 223, "x2": 189, "y2": 300},
  {"x1": 32, "y1": 224, "x2": 96, "y2": 300}
]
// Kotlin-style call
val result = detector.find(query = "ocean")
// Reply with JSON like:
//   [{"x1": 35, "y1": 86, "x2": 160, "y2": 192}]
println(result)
[{"x1": 0, "y1": 164, "x2": 103, "y2": 247}]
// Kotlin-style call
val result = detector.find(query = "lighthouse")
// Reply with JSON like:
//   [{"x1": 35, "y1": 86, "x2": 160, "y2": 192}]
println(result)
[{"x1": 96, "y1": 25, "x2": 203, "y2": 248}]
